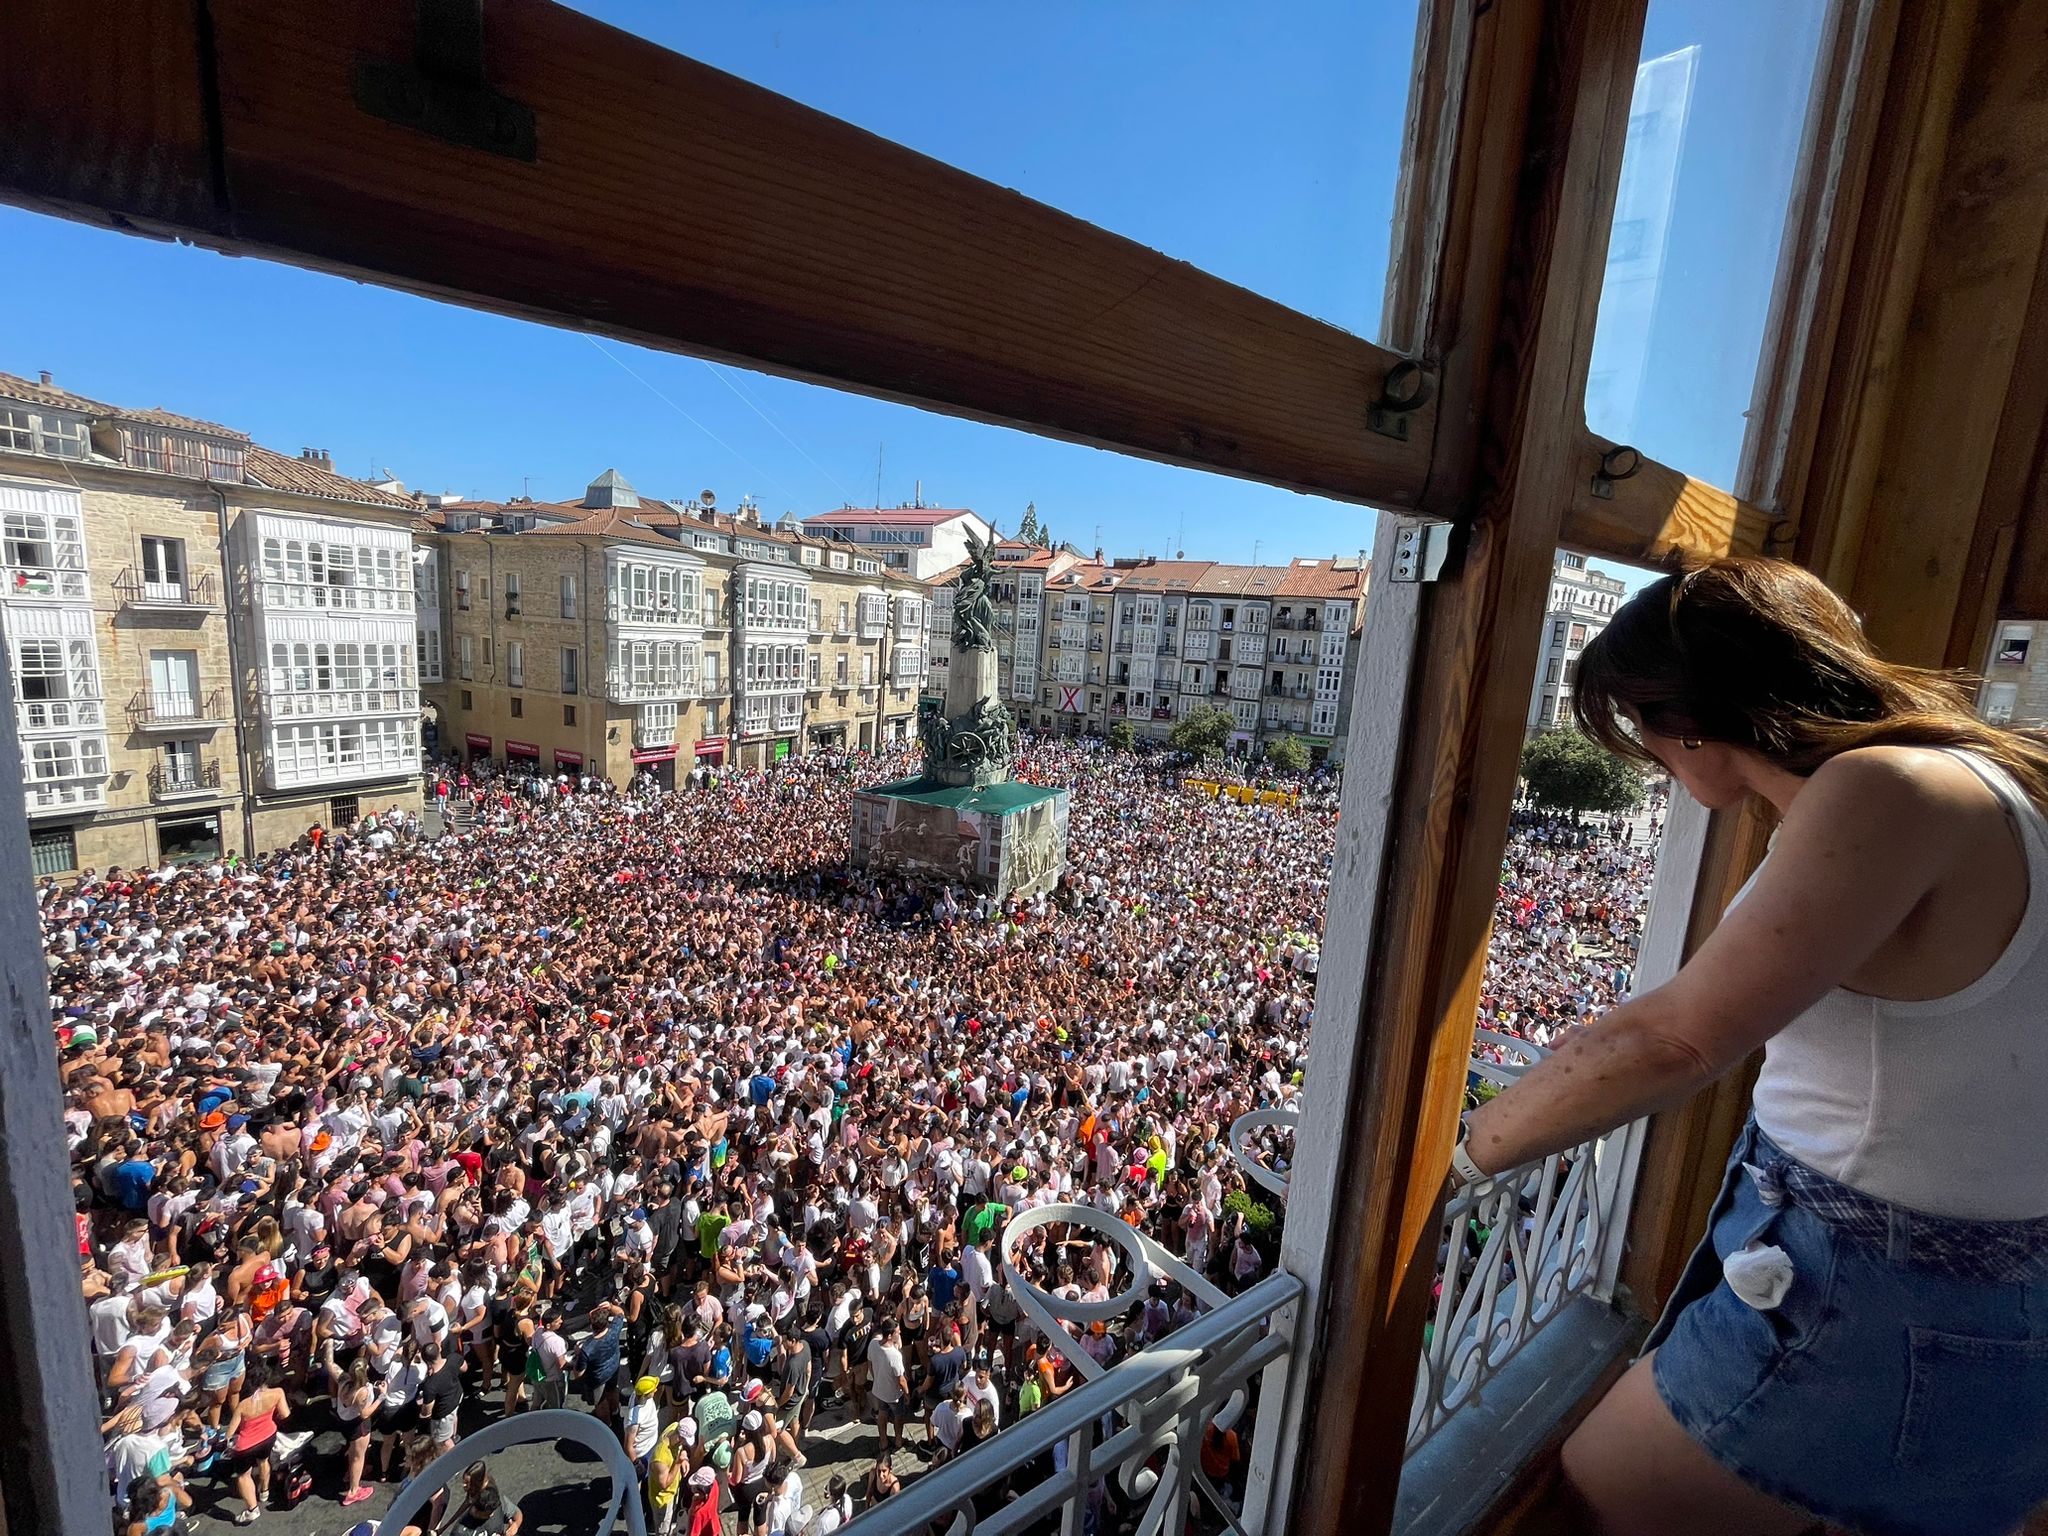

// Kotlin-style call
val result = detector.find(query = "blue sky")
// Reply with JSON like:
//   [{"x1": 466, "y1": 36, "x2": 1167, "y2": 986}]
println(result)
[{"x1": 0, "y1": 0, "x2": 1821, "y2": 583}]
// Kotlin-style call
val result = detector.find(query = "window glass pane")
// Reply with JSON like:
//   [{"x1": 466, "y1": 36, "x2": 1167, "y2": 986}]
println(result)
[{"x1": 1584, "y1": 0, "x2": 1831, "y2": 487}]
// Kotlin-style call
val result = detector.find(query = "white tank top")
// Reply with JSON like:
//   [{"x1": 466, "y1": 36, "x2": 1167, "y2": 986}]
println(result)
[{"x1": 1749, "y1": 748, "x2": 2048, "y2": 1221}]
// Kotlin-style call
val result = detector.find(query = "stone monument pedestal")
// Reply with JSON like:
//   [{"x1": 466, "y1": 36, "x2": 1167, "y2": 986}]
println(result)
[{"x1": 848, "y1": 777, "x2": 1070, "y2": 898}]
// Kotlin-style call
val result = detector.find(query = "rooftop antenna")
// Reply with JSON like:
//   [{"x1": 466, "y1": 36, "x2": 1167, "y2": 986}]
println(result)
[
  {"x1": 1252, "y1": 538, "x2": 1262, "y2": 565},
  {"x1": 875, "y1": 444, "x2": 884, "y2": 507}
]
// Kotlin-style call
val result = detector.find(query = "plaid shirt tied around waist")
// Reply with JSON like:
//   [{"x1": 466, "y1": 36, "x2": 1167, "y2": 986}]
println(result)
[{"x1": 1744, "y1": 1152, "x2": 2048, "y2": 1285}]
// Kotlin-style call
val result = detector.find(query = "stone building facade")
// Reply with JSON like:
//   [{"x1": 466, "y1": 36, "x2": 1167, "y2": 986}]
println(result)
[
  {"x1": 418, "y1": 475, "x2": 931, "y2": 780},
  {"x1": 0, "y1": 371, "x2": 424, "y2": 876}
]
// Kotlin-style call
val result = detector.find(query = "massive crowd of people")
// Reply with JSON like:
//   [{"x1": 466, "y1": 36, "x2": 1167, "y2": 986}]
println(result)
[{"x1": 57, "y1": 734, "x2": 1653, "y2": 1534}]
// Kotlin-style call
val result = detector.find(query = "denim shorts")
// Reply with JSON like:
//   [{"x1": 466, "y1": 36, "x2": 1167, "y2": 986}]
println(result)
[{"x1": 1648, "y1": 1118, "x2": 2048, "y2": 1536}]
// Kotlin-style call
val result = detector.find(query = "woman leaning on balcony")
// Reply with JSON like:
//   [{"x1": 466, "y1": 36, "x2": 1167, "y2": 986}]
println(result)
[{"x1": 1461, "y1": 556, "x2": 2048, "y2": 1536}]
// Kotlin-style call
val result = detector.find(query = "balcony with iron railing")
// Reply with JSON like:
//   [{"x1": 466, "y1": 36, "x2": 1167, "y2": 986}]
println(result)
[
  {"x1": 112, "y1": 567, "x2": 220, "y2": 612},
  {"x1": 149, "y1": 757, "x2": 221, "y2": 800},
  {"x1": 129, "y1": 687, "x2": 228, "y2": 731}
]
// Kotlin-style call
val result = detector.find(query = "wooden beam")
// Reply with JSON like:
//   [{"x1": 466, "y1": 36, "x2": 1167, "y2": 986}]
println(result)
[
  {"x1": 1287, "y1": 0, "x2": 1651, "y2": 1526},
  {"x1": 1842, "y1": 0, "x2": 2048, "y2": 665},
  {"x1": 1561, "y1": 434, "x2": 1776, "y2": 566},
  {"x1": 1954, "y1": 219, "x2": 2048, "y2": 652},
  {"x1": 0, "y1": 0, "x2": 217, "y2": 234},
  {"x1": 1735, "y1": 0, "x2": 1898, "y2": 521},
  {"x1": 0, "y1": 0, "x2": 1435, "y2": 510},
  {"x1": 1394, "y1": 0, "x2": 1549, "y2": 512}
]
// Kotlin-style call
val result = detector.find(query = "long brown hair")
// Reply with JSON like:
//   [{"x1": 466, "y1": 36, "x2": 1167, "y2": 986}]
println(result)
[{"x1": 1571, "y1": 555, "x2": 2048, "y2": 808}]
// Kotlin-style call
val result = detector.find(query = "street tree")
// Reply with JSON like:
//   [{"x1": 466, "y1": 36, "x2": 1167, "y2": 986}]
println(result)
[
  {"x1": 1169, "y1": 704, "x2": 1235, "y2": 760},
  {"x1": 1518, "y1": 728, "x2": 1646, "y2": 816},
  {"x1": 1265, "y1": 733, "x2": 1310, "y2": 774},
  {"x1": 1107, "y1": 718, "x2": 1136, "y2": 752}
]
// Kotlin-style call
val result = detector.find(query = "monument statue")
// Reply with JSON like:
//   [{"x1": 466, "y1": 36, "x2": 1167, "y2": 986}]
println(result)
[
  {"x1": 953, "y1": 531, "x2": 999, "y2": 652},
  {"x1": 923, "y1": 530, "x2": 1017, "y2": 787},
  {"x1": 847, "y1": 525, "x2": 1067, "y2": 897}
]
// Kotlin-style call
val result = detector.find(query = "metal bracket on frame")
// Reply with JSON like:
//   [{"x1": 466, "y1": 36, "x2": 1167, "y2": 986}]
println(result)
[
  {"x1": 1388, "y1": 520, "x2": 1453, "y2": 583},
  {"x1": 355, "y1": 0, "x2": 538, "y2": 162},
  {"x1": 1589, "y1": 442, "x2": 1642, "y2": 500},
  {"x1": 1366, "y1": 359, "x2": 1435, "y2": 442}
]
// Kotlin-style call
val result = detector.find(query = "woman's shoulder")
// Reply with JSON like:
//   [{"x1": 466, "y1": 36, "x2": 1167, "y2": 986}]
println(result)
[{"x1": 1803, "y1": 744, "x2": 1993, "y2": 818}]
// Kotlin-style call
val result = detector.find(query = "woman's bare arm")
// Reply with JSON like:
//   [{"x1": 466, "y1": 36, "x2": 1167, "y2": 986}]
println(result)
[{"x1": 1463, "y1": 750, "x2": 1966, "y2": 1175}]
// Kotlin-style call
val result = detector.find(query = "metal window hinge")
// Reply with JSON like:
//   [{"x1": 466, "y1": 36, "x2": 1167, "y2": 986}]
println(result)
[
  {"x1": 355, "y1": 0, "x2": 537, "y2": 162},
  {"x1": 1389, "y1": 521, "x2": 1453, "y2": 583},
  {"x1": 1367, "y1": 360, "x2": 1435, "y2": 442},
  {"x1": 1589, "y1": 443, "x2": 1641, "y2": 501}
]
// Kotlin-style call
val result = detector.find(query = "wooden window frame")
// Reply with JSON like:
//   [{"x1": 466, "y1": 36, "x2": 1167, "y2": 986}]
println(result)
[{"x1": 0, "y1": 2, "x2": 2044, "y2": 1533}]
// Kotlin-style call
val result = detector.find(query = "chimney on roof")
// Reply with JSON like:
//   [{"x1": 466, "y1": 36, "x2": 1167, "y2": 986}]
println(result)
[
  {"x1": 38, "y1": 370, "x2": 53, "y2": 386},
  {"x1": 300, "y1": 447, "x2": 333, "y2": 472},
  {"x1": 1094, "y1": 547, "x2": 1104, "y2": 563}
]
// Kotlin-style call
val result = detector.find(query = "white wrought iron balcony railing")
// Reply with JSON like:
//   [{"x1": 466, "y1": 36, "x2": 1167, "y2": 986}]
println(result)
[
  {"x1": 5, "y1": 564, "x2": 89, "y2": 601},
  {"x1": 844, "y1": 1199, "x2": 1303, "y2": 1536},
  {"x1": 635, "y1": 725, "x2": 678, "y2": 750},
  {"x1": 18, "y1": 698, "x2": 103, "y2": 731},
  {"x1": 1223, "y1": 1031, "x2": 1641, "y2": 1475},
  {"x1": 1407, "y1": 1029, "x2": 1641, "y2": 1453}
]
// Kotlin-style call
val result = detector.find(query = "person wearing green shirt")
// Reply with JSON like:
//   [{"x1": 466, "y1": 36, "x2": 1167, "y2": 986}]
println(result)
[
  {"x1": 964, "y1": 1200, "x2": 1008, "y2": 1249},
  {"x1": 698, "y1": 1202, "x2": 733, "y2": 1261},
  {"x1": 1017, "y1": 1374, "x2": 1044, "y2": 1416}
]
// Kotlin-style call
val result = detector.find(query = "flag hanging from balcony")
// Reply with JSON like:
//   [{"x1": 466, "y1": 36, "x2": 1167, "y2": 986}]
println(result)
[{"x1": 1060, "y1": 685, "x2": 1082, "y2": 712}]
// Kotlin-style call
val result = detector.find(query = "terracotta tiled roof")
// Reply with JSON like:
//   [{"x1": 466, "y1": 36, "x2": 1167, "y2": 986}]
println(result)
[
  {"x1": 1192, "y1": 563, "x2": 1289, "y2": 597},
  {"x1": 1101, "y1": 560, "x2": 1218, "y2": 592},
  {"x1": 1275, "y1": 558, "x2": 1369, "y2": 600},
  {"x1": 0, "y1": 371, "x2": 116, "y2": 415},
  {"x1": 244, "y1": 446, "x2": 416, "y2": 509},
  {"x1": 518, "y1": 506, "x2": 690, "y2": 551},
  {"x1": 803, "y1": 507, "x2": 980, "y2": 528},
  {"x1": 122, "y1": 405, "x2": 250, "y2": 441}
]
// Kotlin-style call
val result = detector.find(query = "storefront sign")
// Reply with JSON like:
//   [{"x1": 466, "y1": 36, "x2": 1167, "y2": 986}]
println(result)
[
  {"x1": 554, "y1": 750, "x2": 584, "y2": 770},
  {"x1": 632, "y1": 746, "x2": 679, "y2": 764},
  {"x1": 464, "y1": 732, "x2": 492, "y2": 751},
  {"x1": 505, "y1": 740, "x2": 539, "y2": 758},
  {"x1": 694, "y1": 737, "x2": 728, "y2": 758}
]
